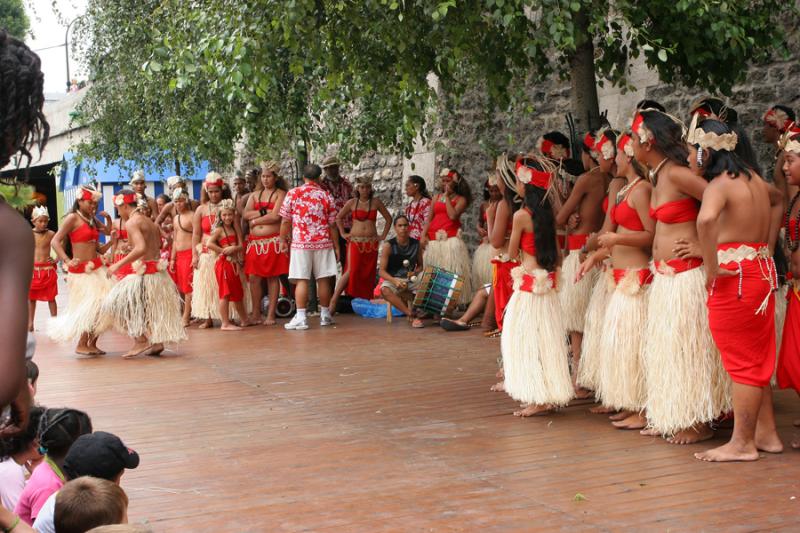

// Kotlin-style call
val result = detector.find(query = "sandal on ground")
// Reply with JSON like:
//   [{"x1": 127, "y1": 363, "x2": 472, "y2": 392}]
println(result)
[{"x1": 440, "y1": 318, "x2": 470, "y2": 331}]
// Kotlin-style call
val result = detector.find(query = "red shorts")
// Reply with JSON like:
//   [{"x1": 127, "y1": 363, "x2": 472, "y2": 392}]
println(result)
[
  {"x1": 29, "y1": 262, "x2": 58, "y2": 301},
  {"x1": 215, "y1": 257, "x2": 244, "y2": 302},
  {"x1": 171, "y1": 249, "x2": 194, "y2": 294},
  {"x1": 707, "y1": 243, "x2": 776, "y2": 387},
  {"x1": 244, "y1": 234, "x2": 289, "y2": 278}
]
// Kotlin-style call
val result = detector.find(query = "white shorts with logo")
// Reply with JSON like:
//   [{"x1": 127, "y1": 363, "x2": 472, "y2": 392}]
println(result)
[{"x1": 288, "y1": 248, "x2": 338, "y2": 280}]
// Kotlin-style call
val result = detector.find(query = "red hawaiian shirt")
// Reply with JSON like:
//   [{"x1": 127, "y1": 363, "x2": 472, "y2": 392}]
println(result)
[
  {"x1": 405, "y1": 197, "x2": 432, "y2": 241},
  {"x1": 280, "y1": 182, "x2": 337, "y2": 250}
]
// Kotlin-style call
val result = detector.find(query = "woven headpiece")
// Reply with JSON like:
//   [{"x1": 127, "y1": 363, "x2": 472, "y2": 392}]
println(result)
[
  {"x1": 171, "y1": 187, "x2": 189, "y2": 201},
  {"x1": 765, "y1": 108, "x2": 793, "y2": 133},
  {"x1": 78, "y1": 185, "x2": 102, "y2": 202},
  {"x1": 31, "y1": 206, "x2": 49, "y2": 220},
  {"x1": 129, "y1": 170, "x2": 145, "y2": 184},
  {"x1": 204, "y1": 172, "x2": 224, "y2": 189},
  {"x1": 686, "y1": 113, "x2": 738, "y2": 152},
  {"x1": 778, "y1": 126, "x2": 800, "y2": 155},
  {"x1": 218, "y1": 198, "x2": 235, "y2": 212}
]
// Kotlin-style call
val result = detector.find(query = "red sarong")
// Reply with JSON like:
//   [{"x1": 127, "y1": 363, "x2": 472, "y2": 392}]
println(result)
[
  {"x1": 29, "y1": 262, "x2": 58, "y2": 301},
  {"x1": 215, "y1": 256, "x2": 244, "y2": 302},
  {"x1": 346, "y1": 239, "x2": 380, "y2": 299},
  {"x1": 778, "y1": 286, "x2": 800, "y2": 391},
  {"x1": 171, "y1": 249, "x2": 194, "y2": 294},
  {"x1": 492, "y1": 259, "x2": 517, "y2": 331},
  {"x1": 244, "y1": 234, "x2": 289, "y2": 278},
  {"x1": 567, "y1": 234, "x2": 588, "y2": 251},
  {"x1": 707, "y1": 243, "x2": 776, "y2": 387}
]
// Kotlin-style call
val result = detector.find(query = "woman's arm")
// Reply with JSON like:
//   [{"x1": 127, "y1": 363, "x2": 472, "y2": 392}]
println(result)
[
  {"x1": 671, "y1": 165, "x2": 708, "y2": 201},
  {"x1": 51, "y1": 214, "x2": 77, "y2": 264},
  {"x1": 697, "y1": 180, "x2": 727, "y2": 288},
  {"x1": 262, "y1": 191, "x2": 286, "y2": 224},
  {"x1": 445, "y1": 195, "x2": 468, "y2": 220},
  {"x1": 191, "y1": 207, "x2": 203, "y2": 266},
  {"x1": 598, "y1": 184, "x2": 655, "y2": 249},
  {"x1": 768, "y1": 182, "x2": 785, "y2": 253},
  {"x1": 155, "y1": 202, "x2": 174, "y2": 225},
  {"x1": 420, "y1": 196, "x2": 436, "y2": 244},
  {"x1": 556, "y1": 174, "x2": 588, "y2": 226},
  {"x1": 489, "y1": 200, "x2": 510, "y2": 249},
  {"x1": 336, "y1": 199, "x2": 354, "y2": 239},
  {"x1": 508, "y1": 209, "x2": 527, "y2": 260},
  {"x1": 376, "y1": 199, "x2": 392, "y2": 240},
  {"x1": 206, "y1": 228, "x2": 224, "y2": 254}
]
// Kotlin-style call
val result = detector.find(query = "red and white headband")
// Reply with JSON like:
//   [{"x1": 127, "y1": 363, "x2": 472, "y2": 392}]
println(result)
[
  {"x1": 78, "y1": 186, "x2": 102, "y2": 202},
  {"x1": 515, "y1": 157, "x2": 552, "y2": 190},
  {"x1": 113, "y1": 192, "x2": 138, "y2": 206},
  {"x1": 537, "y1": 137, "x2": 569, "y2": 160}
]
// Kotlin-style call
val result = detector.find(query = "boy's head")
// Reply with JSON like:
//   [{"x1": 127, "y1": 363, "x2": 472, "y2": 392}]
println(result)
[
  {"x1": 31, "y1": 205, "x2": 49, "y2": 230},
  {"x1": 26, "y1": 360, "x2": 39, "y2": 395},
  {"x1": 54, "y1": 477, "x2": 128, "y2": 533},
  {"x1": 0, "y1": 406, "x2": 44, "y2": 462},
  {"x1": 63, "y1": 431, "x2": 140, "y2": 483},
  {"x1": 303, "y1": 164, "x2": 322, "y2": 181}
]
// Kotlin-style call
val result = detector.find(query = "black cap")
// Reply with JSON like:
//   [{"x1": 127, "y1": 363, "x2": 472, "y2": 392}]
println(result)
[{"x1": 63, "y1": 431, "x2": 140, "y2": 481}]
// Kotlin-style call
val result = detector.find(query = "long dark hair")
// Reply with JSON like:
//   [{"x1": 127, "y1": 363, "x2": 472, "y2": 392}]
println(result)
[
  {"x1": 521, "y1": 165, "x2": 558, "y2": 272},
  {"x1": 640, "y1": 110, "x2": 689, "y2": 166},
  {"x1": 38, "y1": 408, "x2": 93, "y2": 460},
  {"x1": 691, "y1": 98, "x2": 762, "y2": 175},
  {"x1": 408, "y1": 175, "x2": 430, "y2": 199},
  {"x1": 0, "y1": 407, "x2": 44, "y2": 461},
  {"x1": 449, "y1": 171, "x2": 472, "y2": 206},
  {"x1": 0, "y1": 31, "x2": 49, "y2": 169},
  {"x1": 696, "y1": 119, "x2": 752, "y2": 182}
]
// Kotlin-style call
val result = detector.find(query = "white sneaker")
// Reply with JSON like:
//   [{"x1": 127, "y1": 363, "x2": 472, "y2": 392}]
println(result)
[
  {"x1": 320, "y1": 314, "x2": 335, "y2": 326},
  {"x1": 284, "y1": 315, "x2": 309, "y2": 330}
]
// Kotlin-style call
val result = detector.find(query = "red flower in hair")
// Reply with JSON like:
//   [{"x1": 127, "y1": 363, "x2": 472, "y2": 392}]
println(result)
[{"x1": 515, "y1": 158, "x2": 551, "y2": 190}]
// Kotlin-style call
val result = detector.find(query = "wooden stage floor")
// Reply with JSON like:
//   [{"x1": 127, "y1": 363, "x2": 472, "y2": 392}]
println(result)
[{"x1": 32, "y1": 308, "x2": 799, "y2": 531}]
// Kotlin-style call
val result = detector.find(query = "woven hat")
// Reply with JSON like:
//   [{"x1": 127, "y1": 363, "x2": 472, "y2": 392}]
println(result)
[{"x1": 321, "y1": 156, "x2": 341, "y2": 169}]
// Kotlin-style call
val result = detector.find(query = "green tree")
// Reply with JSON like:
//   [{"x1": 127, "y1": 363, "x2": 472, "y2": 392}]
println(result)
[
  {"x1": 0, "y1": 0, "x2": 29, "y2": 39},
  {"x1": 75, "y1": 0, "x2": 793, "y2": 171}
]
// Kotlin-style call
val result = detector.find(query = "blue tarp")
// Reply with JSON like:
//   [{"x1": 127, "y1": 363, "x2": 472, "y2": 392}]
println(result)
[{"x1": 59, "y1": 151, "x2": 211, "y2": 190}]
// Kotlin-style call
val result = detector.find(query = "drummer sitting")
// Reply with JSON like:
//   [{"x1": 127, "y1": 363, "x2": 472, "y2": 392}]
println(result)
[{"x1": 379, "y1": 214, "x2": 424, "y2": 328}]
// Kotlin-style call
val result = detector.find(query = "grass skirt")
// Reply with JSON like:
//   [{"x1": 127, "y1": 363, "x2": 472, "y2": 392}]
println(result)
[
  {"x1": 102, "y1": 266, "x2": 187, "y2": 344},
  {"x1": 643, "y1": 265, "x2": 731, "y2": 435},
  {"x1": 559, "y1": 250, "x2": 597, "y2": 332},
  {"x1": 596, "y1": 270, "x2": 650, "y2": 411},
  {"x1": 193, "y1": 247, "x2": 222, "y2": 320},
  {"x1": 48, "y1": 266, "x2": 113, "y2": 343},
  {"x1": 472, "y1": 242, "x2": 497, "y2": 290},
  {"x1": 501, "y1": 267, "x2": 574, "y2": 406},
  {"x1": 576, "y1": 267, "x2": 613, "y2": 390},
  {"x1": 773, "y1": 283, "x2": 788, "y2": 386},
  {"x1": 423, "y1": 230, "x2": 473, "y2": 305}
]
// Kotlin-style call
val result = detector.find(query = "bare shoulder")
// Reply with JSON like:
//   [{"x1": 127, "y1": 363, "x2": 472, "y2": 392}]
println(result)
[{"x1": 0, "y1": 203, "x2": 32, "y2": 247}]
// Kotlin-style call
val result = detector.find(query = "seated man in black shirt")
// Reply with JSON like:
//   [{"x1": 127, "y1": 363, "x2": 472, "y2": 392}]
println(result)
[{"x1": 379, "y1": 214, "x2": 424, "y2": 327}]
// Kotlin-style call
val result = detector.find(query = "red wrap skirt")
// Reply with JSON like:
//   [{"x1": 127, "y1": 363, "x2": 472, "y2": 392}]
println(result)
[
  {"x1": 244, "y1": 234, "x2": 289, "y2": 278},
  {"x1": 29, "y1": 262, "x2": 58, "y2": 301},
  {"x1": 492, "y1": 258, "x2": 517, "y2": 331},
  {"x1": 778, "y1": 284, "x2": 800, "y2": 391},
  {"x1": 171, "y1": 249, "x2": 194, "y2": 294},
  {"x1": 707, "y1": 243, "x2": 777, "y2": 387},
  {"x1": 346, "y1": 239, "x2": 380, "y2": 299},
  {"x1": 215, "y1": 257, "x2": 244, "y2": 302}
]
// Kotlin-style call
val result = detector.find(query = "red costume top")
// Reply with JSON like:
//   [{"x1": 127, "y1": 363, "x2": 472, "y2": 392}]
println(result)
[
  {"x1": 611, "y1": 184, "x2": 645, "y2": 231},
  {"x1": 520, "y1": 231, "x2": 536, "y2": 256},
  {"x1": 215, "y1": 232, "x2": 244, "y2": 302},
  {"x1": 649, "y1": 197, "x2": 700, "y2": 224},
  {"x1": 427, "y1": 198, "x2": 461, "y2": 239},
  {"x1": 201, "y1": 214, "x2": 215, "y2": 236},
  {"x1": 69, "y1": 220, "x2": 99, "y2": 244},
  {"x1": 353, "y1": 208, "x2": 378, "y2": 222}
]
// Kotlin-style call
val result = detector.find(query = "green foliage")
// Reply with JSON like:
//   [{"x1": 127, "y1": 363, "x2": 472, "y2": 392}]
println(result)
[
  {"x1": 75, "y1": 0, "x2": 793, "y2": 170},
  {"x1": 0, "y1": 0, "x2": 29, "y2": 39}
]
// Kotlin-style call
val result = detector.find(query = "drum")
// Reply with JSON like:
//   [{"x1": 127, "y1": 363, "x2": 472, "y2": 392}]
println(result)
[{"x1": 412, "y1": 266, "x2": 464, "y2": 317}]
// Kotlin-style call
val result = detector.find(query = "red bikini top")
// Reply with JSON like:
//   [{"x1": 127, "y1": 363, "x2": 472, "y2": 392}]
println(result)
[
  {"x1": 219, "y1": 234, "x2": 238, "y2": 247},
  {"x1": 353, "y1": 209, "x2": 377, "y2": 222},
  {"x1": 520, "y1": 231, "x2": 536, "y2": 256},
  {"x1": 201, "y1": 214, "x2": 215, "y2": 235},
  {"x1": 649, "y1": 197, "x2": 700, "y2": 224},
  {"x1": 117, "y1": 220, "x2": 128, "y2": 241},
  {"x1": 70, "y1": 220, "x2": 99, "y2": 244},
  {"x1": 253, "y1": 201, "x2": 274, "y2": 210},
  {"x1": 611, "y1": 182, "x2": 645, "y2": 231}
]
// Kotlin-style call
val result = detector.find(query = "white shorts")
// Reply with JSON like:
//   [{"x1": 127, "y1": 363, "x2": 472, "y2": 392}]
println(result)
[{"x1": 289, "y1": 248, "x2": 338, "y2": 280}]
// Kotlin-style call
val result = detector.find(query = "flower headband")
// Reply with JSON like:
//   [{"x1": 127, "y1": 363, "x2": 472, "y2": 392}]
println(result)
[
  {"x1": 582, "y1": 133, "x2": 595, "y2": 151},
  {"x1": 778, "y1": 126, "x2": 800, "y2": 154},
  {"x1": 171, "y1": 187, "x2": 188, "y2": 201},
  {"x1": 617, "y1": 133, "x2": 634, "y2": 157},
  {"x1": 204, "y1": 172, "x2": 224, "y2": 189},
  {"x1": 765, "y1": 108, "x2": 793, "y2": 133},
  {"x1": 439, "y1": 168, "x2": 460, "y2": 182},
  {"x1": 31, "y1": 206, "x2": 49, "y2": 220},
  {"x1": 685, "y1": 112, "x2": 738, "y2": 152},
  {"x1": 537, "y1": 137, "x2": 569, "y2": 160},
  {"x1": 631, "y1": 113, "x2": 654, "y2": 144},
  {"x1": 593, "y1": 130, "x2": 615, "y2": 161},
  {"x1": 218, "y1": 198, "x2": 235, "y2": 212},
  {"x1": 129, "y1": 170, "x2": 145, "y2": 184},
  {"x1": 78, "y1": 186, "x2": 102, "y2": 202},
  {"x1": 113, "y1": 192, "x2": 138, "y2": 206},
  {"x1": 515, "y1": 156, "x2": 552, "y2": 190}
]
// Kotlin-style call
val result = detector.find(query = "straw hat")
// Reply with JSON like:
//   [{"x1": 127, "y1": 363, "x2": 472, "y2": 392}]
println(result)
[{"x1": 321, "y1": 156, "x2": 341, "y2": 169}]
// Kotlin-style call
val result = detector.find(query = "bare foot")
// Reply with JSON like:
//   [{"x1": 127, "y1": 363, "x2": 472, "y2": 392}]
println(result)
[
  {"x1": 640, "y1": 427, "x2": 661, "y2": 436},
  {"x1": 608, "y1": 411, "x2": 630, "y2": 421},
  {"x1": 694, "y1": 441, "x2": 759, "y2": 462},
  {"x1": 490, "y1": 381, "x2": 505, "y2": 392},
  {"x1": 667, "y1": 424, "x2": 714, "y2": 445},
  {"x1": 198, "y1": 319, "x2": 213, "y2": 329},
  {"x1": 75, "y1": 347, "x2": 95, "y2": 356},
  {"x1": 263, "y1": 318, "x2": 277, "y2": 326},
  {"x1": 182, "y1": 319, "x2": 191, "y2": 327},
  {"x1": 496, "y1": 368, "x2": 504, "y2": 380},
  {"x1": 573, "y1": 387, "x2": 593, "y2": 400},
  {"x1": 755, "y1": 428, "x2": 783, "y2": 454},
  {"x1": 612, "y1": 412, "x2": 647, "y2": 430},
  {"x1": 122, "y1": 343, "x2": 151, "y2": 359},
  {"x1": 514, "y1": 404, "x2": 554, "y2": 417},
  {"x1": 221, "y1": 324, "x2": 243, "y2": 331},
  {"x1": 792, "y1": 434, "x2": 800, "y2": 449},
  {"x1": 146, "y1": 343, "x2": 165, "y2": 357},
  {"x1": 589, "y1": 405, "x2": 616, "y2": 414},
  {"x1": 88, "y1": 345, "x2": 106, "y2": 355}
]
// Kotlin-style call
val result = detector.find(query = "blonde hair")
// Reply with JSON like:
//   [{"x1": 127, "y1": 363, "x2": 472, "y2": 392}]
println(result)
[{"x1": 54, "y1": 477, "x2": 128, "y2": 533}]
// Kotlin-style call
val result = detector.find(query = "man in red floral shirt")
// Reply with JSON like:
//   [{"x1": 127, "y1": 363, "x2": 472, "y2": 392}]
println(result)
[
  {"x1": 321, "y1": 156, "x2": 354, "y2": 269},
  {"x1": 280, "y1": 164, "x2": 341, "y2": 330}
]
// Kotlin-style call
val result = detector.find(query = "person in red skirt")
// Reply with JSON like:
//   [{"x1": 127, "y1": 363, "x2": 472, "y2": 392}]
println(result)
[
  {"x1": 329, "y1": 175, "x2": 391, "y2": 313},
  {"x1": 27, "y1": 207, "x2": 57, "y2": 331},
  {"x1": 207, "y1": 199, "x2": 250, "y2": 330},
  {"x1": 168, "y1": 187, "x2": 195, "y2": 326},
  {"x1": 694, "y1": 117, "x2": 784, "y2": 462},
  {"x1": 242, "y1": 161, "x2": 291, "y2": 325},
  {"x1": 777, "y1": 131, "x2": 800, "y2": 449}
]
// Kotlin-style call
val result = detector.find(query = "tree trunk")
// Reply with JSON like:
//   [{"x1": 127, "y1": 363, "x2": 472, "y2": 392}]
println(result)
[
  {"x1": 174, "y1": 159, "x2": 181, "y2": 176},
  {"x1": 568, "y1": 9, "x2": 601, "y2": 133}
]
